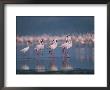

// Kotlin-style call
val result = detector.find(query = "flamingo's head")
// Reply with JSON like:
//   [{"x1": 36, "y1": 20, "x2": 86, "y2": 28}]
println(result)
[
  {"x1": 52, "y1": 39, "x2": 57, "y2": 43},
  {"x1": 66, "y1": 34, "x2": 70, "y2": 37},
  {"x1": 66, "y1": 40, "x2": 68, "y2": 43},
  {"x1": 54, "y1": 39, "x2": 58, "y2": 43},
  {"x1": 27, "y1": 40, "x2": 32, "y2": 46},
  {"x1": 66, "y1": 35, "x2": 68, "y2": 38},
  {"x1": 40, "y1": 39, "x2": 44, "y2": 43},
  {"x1": 55, "y1": 39, "x2": 58, "y2": 42}
]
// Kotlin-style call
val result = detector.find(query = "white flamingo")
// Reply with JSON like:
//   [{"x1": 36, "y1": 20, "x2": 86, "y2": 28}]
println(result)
[
  {"x1": 20, "y1": 46, "x2": 29, "y2": 53},
  {"x1": 20, "y1": 41, "x2": 32, "y2": 53},
  {"x1": 20, "y1": 40, "x2": 32, "y2": 70},
  {"x1": 60, "y1": 40, "x2": 72, "y2": 50}
]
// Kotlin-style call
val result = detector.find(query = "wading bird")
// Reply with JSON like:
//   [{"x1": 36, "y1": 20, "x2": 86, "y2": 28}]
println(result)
[
  {"x1": 34, "y1": 39, "x2": 45, "y2": 72},
  {"x1": 20, "y1": 40, "x2": 32, "y2": 70},
  {"x1": 60, "y1": 35, "x2": 73, "y2": 71},
  {"x1": 60, "y1": 35, "x2": 72, "y2": 55},
  {"x1": 49, "y1": 39, "x2": 58, "y2": 71},
  {"x1": 34, "y1": 39, "x2": 44, "y2": 54},
  {"x1": 20, "y1": 40, "x2": 32, "y2": 53}
]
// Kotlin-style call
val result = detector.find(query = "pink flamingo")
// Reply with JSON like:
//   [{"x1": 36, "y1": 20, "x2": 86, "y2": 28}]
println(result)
[
  {"x1": 34, "y1": 39, "x2": 45, "y2": 72},
  {"x1": 49, "y1": 39, "x2": 58, "y2": 71}
]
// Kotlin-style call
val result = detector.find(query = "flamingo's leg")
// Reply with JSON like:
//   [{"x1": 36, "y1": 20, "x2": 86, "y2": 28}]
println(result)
[
  {"x1": 66, "y1": 49, "x2": 70, "y2": 57},
  {"x1": 62, "y1": 48, "x2": 67, "y2": 68},
  {"x1": 49, "y1": 49, "x2": 52, "y2": 54},
  {"x1": 36, "y1": 49, "x2": 41, "y2": 66},
  {"x1": 41, "y1": 49, "x2": 43, "y2": 56},
  {"x1": 62, "y1": 48, "x2": 64, "y2": 54}
]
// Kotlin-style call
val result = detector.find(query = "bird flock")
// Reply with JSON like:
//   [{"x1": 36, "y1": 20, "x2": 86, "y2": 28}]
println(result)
[{"x1": 17, "y1": 33, "x2": 94, "y2": 72}]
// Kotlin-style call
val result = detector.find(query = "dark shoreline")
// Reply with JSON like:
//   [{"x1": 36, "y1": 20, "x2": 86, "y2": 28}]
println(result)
[{"x1": 16, "y1": 69, "x2": 94, "y2": 74}]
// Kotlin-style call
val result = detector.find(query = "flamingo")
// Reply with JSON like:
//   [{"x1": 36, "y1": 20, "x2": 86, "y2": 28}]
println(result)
[
  {"x1": 20, "y1": 40, "x2": 32, "y2": 70},
  {"x1": 60, "y1": 40, "x2": 72, "y2": 50},
  {"x1": 34, "y1": 39, "x2": 45, "y2": 72},
  {"x1": 49, "y1": 39, "x2": 58, "y2": 71},
  {"x1": 49, "y1": 39, "x2": 58, "y2": 51},
  {"x1": 65, "y1": 35, "x2": 72, "y2": 42},
  {"x1": 34, "y1": 39, "x2": 44, "y2": 54},
  {"x1": 60, "y1": 35, "x2": 72, "y2": 54},
  {"x1": 20, "y1": 40, "x2": 32, "y2": 53},
  {"x1": 60, "y1": 35, "x2": 73, "y2": 71}
]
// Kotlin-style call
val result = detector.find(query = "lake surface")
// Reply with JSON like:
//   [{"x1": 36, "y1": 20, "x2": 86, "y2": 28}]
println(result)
[{"x1": 16, "y1": 42, "x2": 94, "y2": 74}]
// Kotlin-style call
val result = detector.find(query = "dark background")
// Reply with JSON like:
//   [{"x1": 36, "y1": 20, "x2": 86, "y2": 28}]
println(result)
[
  {"x1": 16, "y1": 16, "x2": 94, "y2": 36},
  {"x1": 0, "y1": 0, "x2": 109, "y2": 90}
]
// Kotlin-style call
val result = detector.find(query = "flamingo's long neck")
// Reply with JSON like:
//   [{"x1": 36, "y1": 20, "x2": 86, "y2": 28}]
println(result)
[{"x1": 27, "y1": 42, "x2": 31, "y2": 47}]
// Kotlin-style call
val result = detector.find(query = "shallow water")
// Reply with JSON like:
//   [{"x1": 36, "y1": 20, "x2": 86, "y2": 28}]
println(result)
[{"x1": 16, "y1": 42, "x2": 94, "y2": 74}]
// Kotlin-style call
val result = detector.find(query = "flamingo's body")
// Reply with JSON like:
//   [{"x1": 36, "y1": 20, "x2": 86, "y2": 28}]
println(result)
[
  {"x1": 35, "y1": 44, "x2": 44, "y2": 51},
  {"x1": 20, "y1": 46, "x2": 30, "y2": 53},
  {"x1": 61, "y1": 35, "x2": 73, "y2": 71},
  {"x1": 49, "y1": 40, "x2": 57, "y2": 50},
  {"x1": 49, "y1": 39, "x2": 58, "y2": 71},
  {"x1": 20, "y1": 40, "x2": 32, "y2": 53},
  {"x1": 60, "y1": 35, "x2": 72, "y2": 50},
  {"x1": 60, "y1": 41, "x2": 72, "y2": 49},
  {"x1": 34, "y1": 39, "x2": 44, "y2": 51}
]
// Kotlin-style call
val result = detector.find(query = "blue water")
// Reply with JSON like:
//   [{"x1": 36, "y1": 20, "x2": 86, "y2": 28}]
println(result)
[{"x1": 16, "y1": 42, "x2": 94, "y2": 72}]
